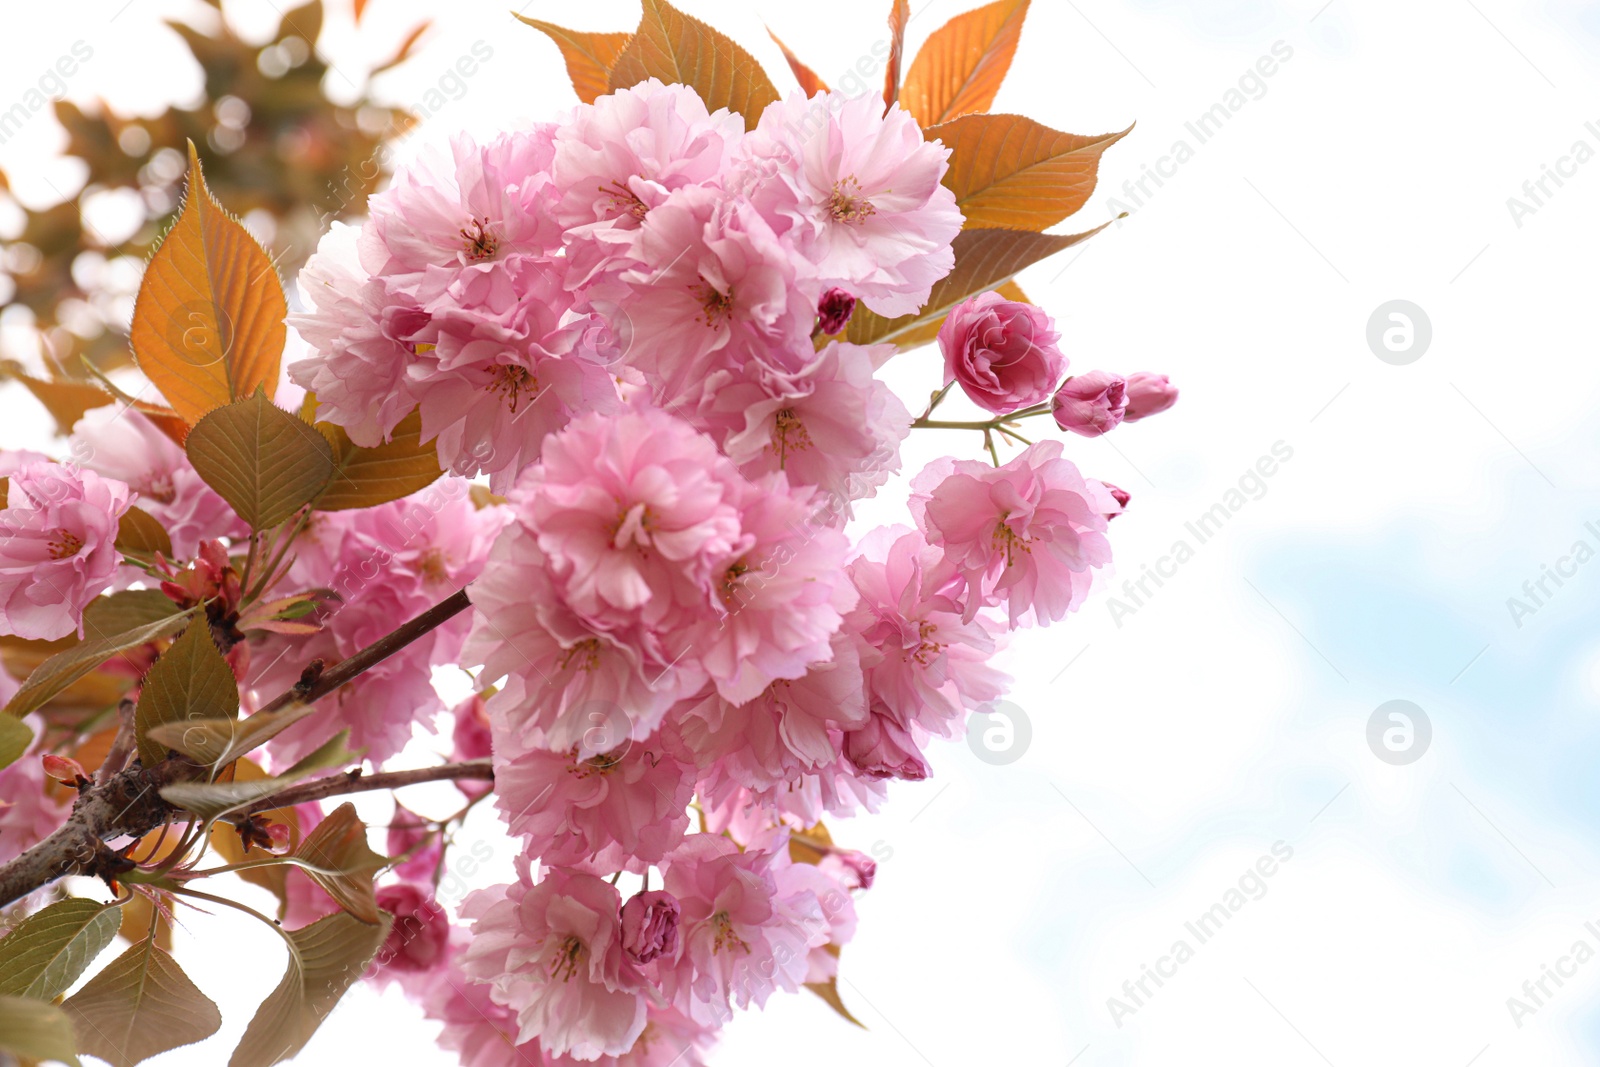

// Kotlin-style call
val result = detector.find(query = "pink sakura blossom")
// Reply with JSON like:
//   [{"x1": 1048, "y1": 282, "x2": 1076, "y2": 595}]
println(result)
[
  {"x1": 911, "y1": 442, "x2": 1119, "y2": 626},
  {"x1": 552, "y1": 78, "x2": 742, "y2": 234},
  {"x1": 739, "y1": 91, "x2": 963, "y2": 317},
  {"x1": 449, "y1": 692, "x2": 495, "y2": 799},
  {"x1": 462, "y1": 867, "x2": 651, "y2": 1060},
  {"x1": 466, "y1": 524, "x2": 686, "y2": 757},
  {"x1": 614, "y1": 187, "x2": 817, "y2": 407},
  {"x1": 491, "y1": 732, "x2": 695, "y2": 871},
  {"x1": 288, "y1": 222, "x2": 429, "y2": 447},
  {"x1": 846, "y1": 530, "x2": 1008, "y2": 736},
  {"x1": 841, "y1": 709, "x2": 932, "y2": 782},
  {"x1": 70, "y1": 406, "x2": 245, "y2": 559},
  {"x1": 939, "y1": 291, "x2": 1066, "y2": 415},
  {"x1": 0, "y1": 718, "x2": 69, "y2": 865},
  {"x1": 620, "y1": 890, "x2": 681, "y2": 966},
  {"x1": 362, "y1": 129, "x2": 564, "y2": 314},
  {"x1": 676, "y1": 635, "x2": 867, "y2": 793},
  {"x1": 0, "y1": 462, "x2": 131, "y2": 640},
  {"x1": 1124, "y1": 371, "x2": 1179, "y2": 421},
  {"x1": 773, "y1": 857, "x2": 859, "y2": 984},
  {"x1": 712, "y1": 340, "x2": 909, "y2": 514},
  {"x1": 658, "y1": 835, "x2": 827, "y2": 1024}
]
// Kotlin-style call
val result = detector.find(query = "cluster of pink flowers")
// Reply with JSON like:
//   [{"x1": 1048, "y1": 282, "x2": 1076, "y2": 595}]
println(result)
[
  {"x1": 281, "y1": 81, "x2": 1170, "y2": 1063},
  {"x1": 0, "y1": 73, "x2": 1176, "y2": 1065}
]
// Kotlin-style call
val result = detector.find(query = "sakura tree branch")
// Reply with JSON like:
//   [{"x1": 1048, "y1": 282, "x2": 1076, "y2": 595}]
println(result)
[
  {"x1": 255, "y1": 587, "x2": 473, "y2": 715},
  {"x1": 0, "y1": 587, "x2": 477, "y2": 909},
  {"x1": 244, "y1": 759, "x2": 493, "y2": 814}
]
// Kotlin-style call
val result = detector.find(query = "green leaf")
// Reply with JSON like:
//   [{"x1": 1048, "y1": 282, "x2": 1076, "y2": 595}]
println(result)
[
  {"x1": 228, "y1": 910, "x2": 393, "y2": 1067},
  {"x1": 144, "y1": 701, "x2": 316, "y2": 772},
  {"x1": 845, "y1": 225, "x2": 1114, "y2": 348},
  {"x1": 3, "y1": 609, "x2": 193, "y2": 721},
  {"x1": 0, "y1": 898, "x2": 121, "y2": 1001},
  {"x1": 608, "y1": 0, "x2": 780, "y2": 131},
  {"x1": 185, "y1": 391, "x2": 335, "y2": 530},
  {"x1": 0, "y1": 995, "x2": 82, "y2": 1066},
  {"x1": 288, "y1": 804, "x2": 387, "y2": 924},
  {"x1": 0, "y1": 713, "x2": 31, "y2": 770},
  {"x1": 134, "y1": 621, "x2": 240, "y2": 769},
  {"x1": 159, "y1": 731, "x2": 355, "y2": 820},
  {"x1": 61, "y1": 937, "x2": 220, "y2": 1067},
  {"x1": 314, "y1": 409, "x2": 443, "y2": 511},
  {"x1": 114, "y1": 506, "x2": 174, "y2": 562},
  {"x1": 82, "y1": 591, "x2": 183, "y2": 644}
]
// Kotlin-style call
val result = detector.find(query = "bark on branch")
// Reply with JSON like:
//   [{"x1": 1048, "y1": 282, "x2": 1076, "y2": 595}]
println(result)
[{"x1": 0, "y1": 587, "x2": 476, "y2": 910}]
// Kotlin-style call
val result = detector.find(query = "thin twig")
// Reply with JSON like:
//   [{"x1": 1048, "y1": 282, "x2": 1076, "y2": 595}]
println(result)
[{"x1": 245, "y1": 759, "x2": 493, "y2": 814}]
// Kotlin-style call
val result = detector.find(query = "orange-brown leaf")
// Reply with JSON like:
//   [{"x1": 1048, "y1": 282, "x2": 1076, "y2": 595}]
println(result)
[
  {"x1": 767, "y1": 28, "x2": 829, "y2": 96},
  {"x1": 608, "y1": 0, "x2": 780, "y2": 131},
  {"x1": 846, "y1": 225, "x2": 1110, "y2": 348},
  {"x1": 515, "y1": 17, "x2": 633, "y2": 104},
  {"x1": 929, "y1": 114, "x2": 1130, "y2": 231},
  {"x1": 371, "y1": 20, "x2": 432, "y2": 76},
  {"x1": 130, "y1": 143, "x2": 287, "y2": 425},
  {"x1": 900, "y1": 0, "x2": 1030, "y2": 126},
  {"x1": 0, "y1": 367, "x2": 113, "y2": 435},
  {"x1": 883, "y1": 0, "x2": 911, "y2": 110}
]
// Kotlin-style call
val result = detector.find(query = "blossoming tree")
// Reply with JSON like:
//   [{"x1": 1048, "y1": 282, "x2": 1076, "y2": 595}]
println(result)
[{"x1": 0, "y1": 1, "x2": 1177, "y2": 1064}]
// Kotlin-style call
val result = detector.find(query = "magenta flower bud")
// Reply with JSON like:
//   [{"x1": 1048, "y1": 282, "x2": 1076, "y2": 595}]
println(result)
[
  {"x1": 938, "y1": 291, "x2": 1066, "y2": 414},
  {"x1": 1051, "y1": 371, "x2": 1128, "y2": 437},
  {"x1": 817, "y1": 288, "x2": 857, "y2": 335},
  {"x1": 621, "y1": 889, "x2": 681, "y2": 965},
  {"x1": 1124, "y1": 372, "x2": 1178, "y2": 421},
  {"x1": 1102, "y1": 481, "x2": 1131, "y2": 519},
  {"x1": 374, "y1": 883, "x2": 449, "y2": 974}
]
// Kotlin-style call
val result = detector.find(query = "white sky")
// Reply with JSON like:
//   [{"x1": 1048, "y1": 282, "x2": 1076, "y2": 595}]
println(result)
[{"x1": 4, "y1": 0, "x2": 1600, "y2": 1064}]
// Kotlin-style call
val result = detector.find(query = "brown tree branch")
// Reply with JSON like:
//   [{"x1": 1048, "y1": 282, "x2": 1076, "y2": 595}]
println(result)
[
  {"x1": 245, "y1": 758, "x2": 493, "y2": 814},
  {"x1": 0, "y1": 587, "x2": 477, "y2": 910}
]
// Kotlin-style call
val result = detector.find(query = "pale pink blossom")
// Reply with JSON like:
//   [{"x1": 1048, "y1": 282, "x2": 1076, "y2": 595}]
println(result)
[
  {"x1": 939, "y1": 291, "x2": 1066, "y2": 414},
  {"x1": 374, "y1": 883, "x2": 451, "y2": 976},
  {"x1": 911, "y1": 443, "x2": 1118, "y2": 625},
  {"x1": 0, "y1": 462, "x2": 131, "y2": 640},
  {"x1": 491, "y1": 732, "x2": 694, "y2": 871},
  {"x1": 461, "y1": 867, "x2": 650, "y2": 1060},
  {"x1": 552, "y1": 79, "x2": 742, "y2": 233},
  {"x1": 288, "y1": 222, "x2": 429, "y2": 447},
  {"x1": 713, "y1": 341, "x2": 909, "y2": 513},
  {"x1": 740, "y1": 91, "x2": 963, "y2": 317},
  {"x1": 658, "y1": 835, "x2": 826, "y2": 1023},
  {"x1": 841, "y1": 709, "x2": 931, "y2": 782},
  {"x1": 846, "y1": 530, "x2": 1007, "y2": 735},
  {"x1": 615, "y1": 187, "x2": 817, "y2": 407}
]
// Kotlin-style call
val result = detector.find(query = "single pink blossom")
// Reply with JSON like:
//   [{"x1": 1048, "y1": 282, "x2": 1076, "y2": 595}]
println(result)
[
  {"x1": 911, "y1": 443, "x2": 1118, "y2": 625},
  {"x1": 939, "y1": 291, "x2": 1066, "y2": 414},
  {"x1": 0, "y1": 462, "x2": 131, "y2": 640},
  {"x1": 739, "y1": 91, "x2": 963, "y2": 317},
  {"x1": 461, "y1": 867, "x2": 650, "y2": 1060},
  {"x1": 621, "y1": 890, "x2": 681, "y2": 966}
]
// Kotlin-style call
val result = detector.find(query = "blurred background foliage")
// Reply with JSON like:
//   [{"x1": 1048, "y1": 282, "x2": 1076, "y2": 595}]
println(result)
[{"x1": 0, "y1": 0, "x2": 424, "y2": 414}]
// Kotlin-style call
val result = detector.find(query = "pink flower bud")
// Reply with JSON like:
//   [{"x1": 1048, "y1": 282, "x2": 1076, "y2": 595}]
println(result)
[
  {"x1": 816, "y1": 288, "x2": 857, "y2": 335},
  {"x1": 449, "y1": 693, "x2": 494, "y2": 800},
  {"x1": 41, "y1": 754, "x2": 86, "y2": 785},
  {"x1": 1051, "y1": 371, "x2": 1128, "y2": 437},
  {"x1": 1124, "y1": 372, "x2": 1178, "y2": 421},
  {"x1": 374, "y1": 883, "x2": 449, "y2": 974},
  {"x1": 1102, "y1": 481, "x2": 1131, "y2": 519},
  {"x1": 939, "y1": 291, "x2": 1066, "y2": 415},
  {"x1": 620, "y1": 889, "x2": 680, "y2": 965}
]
